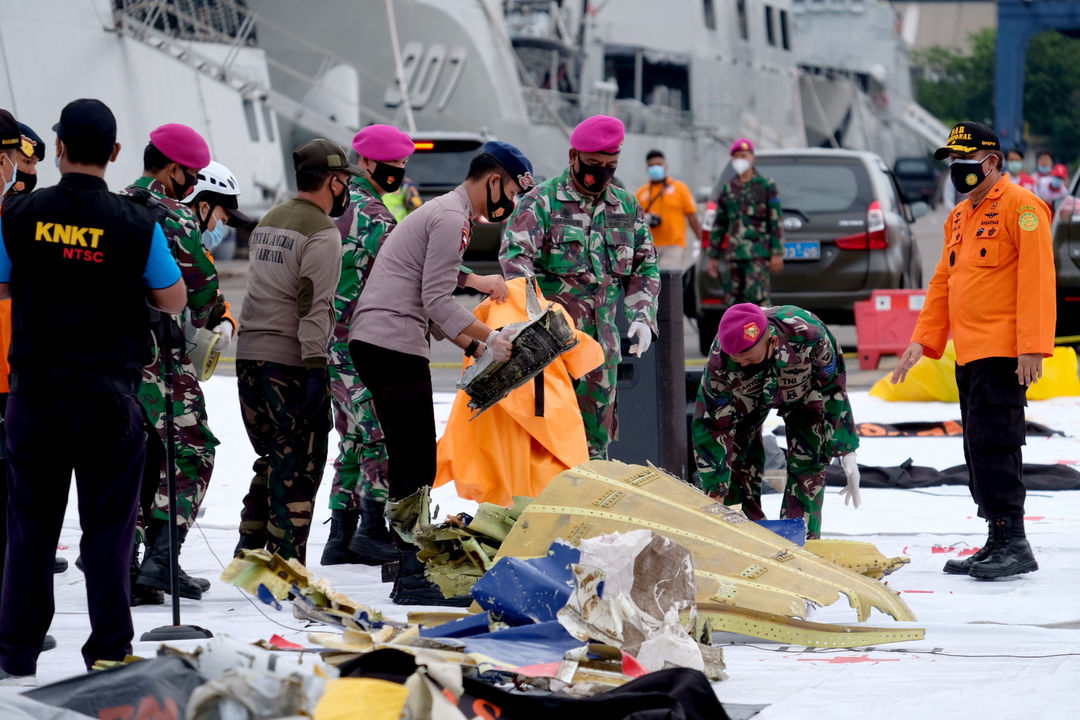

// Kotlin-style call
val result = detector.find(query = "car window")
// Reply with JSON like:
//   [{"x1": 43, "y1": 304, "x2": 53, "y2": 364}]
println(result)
[
  {"x1": 755, "y1": 160, "x2": 865, "y2": 213},
  {"x1": 895, "y1": 159, "x2": 929, "y2": 175},
  {"x1": 408, "y1": 139, "x2": 484, "y2": 190}
]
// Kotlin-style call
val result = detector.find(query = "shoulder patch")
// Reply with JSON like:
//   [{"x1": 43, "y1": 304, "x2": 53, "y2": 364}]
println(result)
[
  {"x1": 461, "y1": 221, "x2": 471, "y2": 252},
  {"x1": 1018, "y1": 211, "x2": 1039, "y2": 232}
]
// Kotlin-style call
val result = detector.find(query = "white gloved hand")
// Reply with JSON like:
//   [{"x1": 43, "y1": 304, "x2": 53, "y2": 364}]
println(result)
[
  {"x1": 839, "y1": 452, "x2": 862, "y2": 508},
  {"x1": 485, "y1": 327, "x2": 518, "y2": 363},
  {"x1": 212, "y1": 321, "x2": 234, "y2": 352},
  {"x1": 628, "y1": 321, "x2": 652, "y2": 357}
]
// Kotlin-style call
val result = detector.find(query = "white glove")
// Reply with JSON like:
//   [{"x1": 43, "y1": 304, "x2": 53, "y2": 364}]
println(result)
[
  {"x1": 212, "y1": 321, "x2": 233, "y2": 352},
  {"x1": 628, "y1": 321, "x2": 652, "y2": 357},
  {"x1": 839, "y1": 452, "x2": 862, "y2": 508},
  {"x1": 485, "y1": 328, "x2": 518, "y2": 363}
]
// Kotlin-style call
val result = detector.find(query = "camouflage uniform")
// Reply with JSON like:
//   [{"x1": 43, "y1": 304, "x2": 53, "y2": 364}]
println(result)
[
  {"x1": 709, "y1": 173, "x2": 783, "y2": 308},
  {"x1": 327, "y1": 177, "x2": 393, "y2": 510},
  {"x1": 692, "y1": 306, "x2": 858, "y2": 538},
  {"x1": 121, "y1": 177, "x2": 221, "y2": 537},
  {"x1": 236, "y1": 359, "x2": 328, "y2": 562},
  {"x1": 501, "y1": 167, "x2": 660, "y2": 458}
]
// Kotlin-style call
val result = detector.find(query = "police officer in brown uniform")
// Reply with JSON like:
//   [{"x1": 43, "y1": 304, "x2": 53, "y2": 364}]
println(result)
[
  {"x1": 234, "y1": 139, "x2": 352, "y2": 564},
  {"x1": 350, "y1": 141, "x2": 534, "y2": 605}
]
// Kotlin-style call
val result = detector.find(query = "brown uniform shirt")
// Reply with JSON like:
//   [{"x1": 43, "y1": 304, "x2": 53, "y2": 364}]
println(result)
[
  {"x1": 350, "y1": 185, "x2": 476, "y2": 358},
  {"x1": 236, "y1": 197, "x2": 342, "y2": 368}
]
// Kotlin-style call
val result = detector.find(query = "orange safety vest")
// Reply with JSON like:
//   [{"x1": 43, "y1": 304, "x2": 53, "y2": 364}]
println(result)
[
  {"x1": 913, "y1": 175, "x2": 1056, "y2": 364},
  {"x1": 434, "y1": 277, "x2": 605, "y2": 506}
]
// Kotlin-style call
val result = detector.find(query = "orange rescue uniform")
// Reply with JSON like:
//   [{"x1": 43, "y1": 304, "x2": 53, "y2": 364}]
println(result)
[
  {"x1": 634, "y1": 178, "x2": 697, "y2": 247},
  {"x1": 912, "y1": 174, "x2": 1055, "y2": 364},
  {"x1": 435, "y1": 278, "x2": 604, "y2": 506}
]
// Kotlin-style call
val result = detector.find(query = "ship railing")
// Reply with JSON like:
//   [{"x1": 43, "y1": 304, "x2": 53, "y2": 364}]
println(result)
[
  {"x1": 113, "y1": 0, "x2": 399, "y2": 144},
  {"x1": 521, "y1": 87, "x2": 693, "y2": 135}
]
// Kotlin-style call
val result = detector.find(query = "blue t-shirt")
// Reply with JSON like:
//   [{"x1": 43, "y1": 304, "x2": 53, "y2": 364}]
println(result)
[{"x1": 0, "y1": 221, "x2": 180, "y2": 288}]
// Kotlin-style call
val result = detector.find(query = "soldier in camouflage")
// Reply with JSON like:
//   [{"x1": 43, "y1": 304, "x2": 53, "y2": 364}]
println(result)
[
  {"x1": 707, "y1": 138, "x2": 784, "y2": 309},
  {"x1": 501, "y1": 115, "x2": 660, "y2": 459},
  {"x1": 120, "y1": 124, "x2": 230, "y2": 600},
  {"x1": 692, "y1": 304, "x2": 862, "y2": 539},
  {"x1": 320, "y1": 125, "x2": 411, "y2": 567}
]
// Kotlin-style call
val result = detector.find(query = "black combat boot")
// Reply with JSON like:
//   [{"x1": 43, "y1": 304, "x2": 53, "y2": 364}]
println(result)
[
  {"x1": 390, "y1": 548, "x2": 472, "y2": 607},
  {"x1": 347, "y1": 497, "x2": 399, "y2": 566},
  {"x1": 320, "y1": 509, "x2": 364, "y2": 565},
  {"x1": 53, "y1": 557, "x2": 68, "y2": 574},
  {"x1": 136, "y1": 521, "x2": 204, "y2": 599},
  {"x1": 128, "y1": 546, "x2": 164, "y2": 606},
  {"x1": 234, "y1": 531, "x2": 267, "y2": 557},
  {"x1": 968, "y1": 514, "x2": 1038, "y2": 579},
  {"x1": 943, "y1": 521, "x2": 998, "y2": 575}
]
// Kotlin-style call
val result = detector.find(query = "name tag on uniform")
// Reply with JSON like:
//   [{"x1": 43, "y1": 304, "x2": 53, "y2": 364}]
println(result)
[
  {"x1": 553, "y1": 216, "x2": 585, "y2": 228},
  {"x1": 606, "y1": 214, "x2": 634, "y2": 228}
]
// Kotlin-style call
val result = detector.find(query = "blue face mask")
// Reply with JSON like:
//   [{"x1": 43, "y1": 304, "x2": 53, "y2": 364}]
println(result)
[
  {"x1": 1038, "y1": 163, "x2": 1053, "y2": 175},
  {"x1": 647, "y1": 165, "x2": 666, "y2": 182},
  {"x1": 1051, "y1": 177, "x2": 1064, "y2": 189},
  {"x1": 1007, "y1": 160, "x2": 1023, "y2": 175},
  {"x1": 202, "y1": 221, "x2": 227, "y2": 250}
]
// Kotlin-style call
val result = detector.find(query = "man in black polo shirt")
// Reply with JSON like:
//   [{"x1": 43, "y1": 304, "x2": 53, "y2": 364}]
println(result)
[{"x1": 0, "y1": 99, "x2": 186, "y2": 684}]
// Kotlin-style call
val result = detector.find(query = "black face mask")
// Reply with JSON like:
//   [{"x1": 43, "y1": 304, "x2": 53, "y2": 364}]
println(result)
[
  {"x1": 371, "y1": 161, "x2": 405, "y2": 193},
  {"x1": 950, "y1": 156, "x2": 991, "y2": 195},
  {"x1": 9, "y1": 170, "x2": 36, "y2": 195},
  {"x1": 485, "y1": 176, "x2": 515, "y2": 222},
  {"x1": 329, "y1": 177, "x2": 350, "y2": 218},
  {"x1": 573, "y1": 158, "x2": 616, "y2": 194},
  {"x1": 170, "y1": 166, "x2": 199, "y2": 200}
]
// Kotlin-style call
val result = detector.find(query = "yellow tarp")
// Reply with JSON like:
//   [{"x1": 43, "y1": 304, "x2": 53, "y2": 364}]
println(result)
[
  {"x1": 871, "y1": 342, "x2": 1080, "y2": 402},
  {"x1": 313, "y1": 678, "x2": 409, "y2": 720}
]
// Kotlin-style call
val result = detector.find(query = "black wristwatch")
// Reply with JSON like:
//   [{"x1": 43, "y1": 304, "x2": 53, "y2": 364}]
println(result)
[{"x1": 464, "y1": 339, "x2": 481, "y2": 357}]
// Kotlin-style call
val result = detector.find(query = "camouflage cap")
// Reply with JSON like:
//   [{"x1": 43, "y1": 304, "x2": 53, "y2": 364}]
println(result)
[{"x1": 294, "y1": 138, "x2": 362, "y2": 176}]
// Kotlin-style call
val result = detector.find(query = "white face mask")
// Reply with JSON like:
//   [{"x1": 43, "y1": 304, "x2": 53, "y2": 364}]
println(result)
[
  {"x1": 731, "y1": 158, "x2": 751, "y2": 175},
  {"x1": 1, "y1": 154, "x2": 16, "y2": 196}
]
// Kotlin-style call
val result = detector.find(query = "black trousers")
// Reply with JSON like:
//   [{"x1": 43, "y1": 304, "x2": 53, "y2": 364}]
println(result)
[
  {"x1": 955, "y1": 357, "x2": 1027, "y2": 519},
  {"x1": 350, "y1": 341, "x2": 436, "y2": 505},
  {"x1": 0, "y1": 383, "x2": 145, "y2": 675}
]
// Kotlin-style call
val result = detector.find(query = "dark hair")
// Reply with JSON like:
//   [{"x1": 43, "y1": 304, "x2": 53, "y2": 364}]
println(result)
[
  {"x1": 64, "y1": 136, "x2": 112, "y2": 166},
  {"x1": 1037, "y1": 150, "x2": 1053, "y2": 161},
  {"x1": 143, "y1": 142, "x2": 174, "y2": 173},
  {"x1": 1007, "y1": 148, "x2": 1024, "y2": 159},
  {"x1": 296, "y1": 168, "x2": 333, "y2": 193},
  {"x1": 646, "y1": 149, "x2": 664, "y2": 161},
  {"x1": 466, "y1": 152, "x2": 509, "y2": 182}
]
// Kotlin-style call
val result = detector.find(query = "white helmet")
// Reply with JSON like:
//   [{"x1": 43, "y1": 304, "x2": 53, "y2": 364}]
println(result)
[
  {"x1": 183, "y1": 160, "x2": 254, "y2": 228},
  {"x1": 183, "y1": 160, "x2": 241, "y2": 203}
]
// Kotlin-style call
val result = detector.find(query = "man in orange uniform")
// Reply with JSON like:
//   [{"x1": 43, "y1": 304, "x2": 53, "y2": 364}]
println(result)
[
  {"x1": 635, "y1": 149, "x2": 702, "y2": 270},
  {"x1": 892, "y1": 121, "x2": 1055, "y2": 580}
]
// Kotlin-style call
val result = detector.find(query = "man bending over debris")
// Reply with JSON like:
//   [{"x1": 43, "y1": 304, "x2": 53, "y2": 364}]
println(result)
[
  {"x1": 693, "y1": 303, "x2": 861, "y2": 539},
  {"x1": 349, "y1": 141, "x2": 534, "y2": 605}
]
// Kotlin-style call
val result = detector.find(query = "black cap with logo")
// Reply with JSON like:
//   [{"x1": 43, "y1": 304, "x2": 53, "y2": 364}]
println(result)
[
  {"x1": 934, "y1": 121, "x2": 1001, "y2": 161},
  {"x1": 0, "y1": 109, "x2": 20, "y2": 150},
  {"x1": 52, "y1": 99, "x2": 117, "y2": 157},
  {"x1": 292, "y1": 138, "x2": 362, "y2": 176}
]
